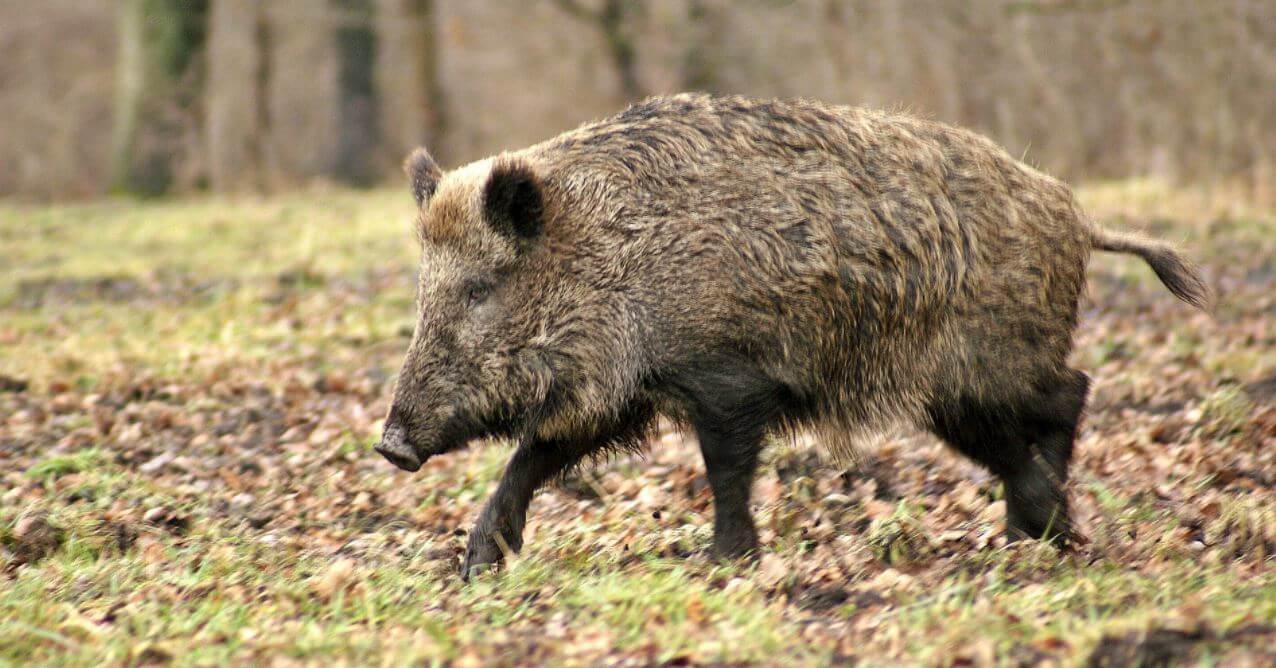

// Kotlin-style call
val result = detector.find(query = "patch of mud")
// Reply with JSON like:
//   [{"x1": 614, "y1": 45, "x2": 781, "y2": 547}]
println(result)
[
  {"x1": 0, "y1": 375, "x2": 28, "y2": 393},
  {"x1": 12, "y1": 271, "x2": 238, "y2": 308},
  {"x1": 1086, "y1": 625, "x2": 1275, "y2": 667},
  {"x1": 9, "y1": 264, "x2": 418, "y2": 310},
  {"x1": 1242, "y1": 373, "x2": 1276, "y2": 406}
]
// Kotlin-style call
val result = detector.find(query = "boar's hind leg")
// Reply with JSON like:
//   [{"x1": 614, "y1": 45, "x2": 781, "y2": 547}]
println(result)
[
  {"x1": 1006, "y1": 369, "x2": 1089, "y2": 544},
  {"x1": 462, "y1": 439, "x2": 592, "y2": 580},
  {"x1": 928, "y1": 369, "x2": 1089, "y2": 546},
  {"x1": 678, "y1": 364, "x2": 792, "y2": 560}
]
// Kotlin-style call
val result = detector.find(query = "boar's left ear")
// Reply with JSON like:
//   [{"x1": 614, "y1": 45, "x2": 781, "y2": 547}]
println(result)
[
  {"x1": 404, "y1": 147, "x2": 442, "y2": 207},
  {"x1": 482, "y1": 158, "x2": 543, "y2": 242}
]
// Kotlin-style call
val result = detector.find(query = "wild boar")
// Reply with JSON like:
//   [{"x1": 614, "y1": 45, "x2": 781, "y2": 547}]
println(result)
[{"x1": 374, "y1": 93, "x2": 1210, "y2": 579}]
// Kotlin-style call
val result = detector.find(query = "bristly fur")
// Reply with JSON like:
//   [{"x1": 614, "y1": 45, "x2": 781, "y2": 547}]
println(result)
[{"x1": 380, "y1": 93, "x2": 1211, "y2": 575}]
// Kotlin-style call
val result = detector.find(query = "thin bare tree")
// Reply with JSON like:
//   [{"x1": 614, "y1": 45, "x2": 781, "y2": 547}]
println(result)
[
  {"x1": 553, "y1": 0, "x2": 646, "y2": 102},
  {"x1": 376, "y1": 0, "x2": 446, "y2": 165},
  {"x1": 332, "y1": 0, "x2": 381, "y2": 186},
  {"x1": 206, "y1": 0, "x2": 271, "y2": 191},
  {"x1": 111, "y1": 0, "x2": 209, "y2": 195}
]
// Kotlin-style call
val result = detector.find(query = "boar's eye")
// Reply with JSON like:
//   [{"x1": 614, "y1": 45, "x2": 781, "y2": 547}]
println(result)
[{"x1": 465, "y1": 282, "x2": 492, "y2": 308}]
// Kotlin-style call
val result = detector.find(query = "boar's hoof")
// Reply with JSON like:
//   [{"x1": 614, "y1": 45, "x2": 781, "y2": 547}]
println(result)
[
  {"x1": 460, "y1": 531, "x2": 509, "y2": 581},
  {"x1": 1005, "y1": 524, "x2": 1073, "y2": 550},
  {"x1": 711, "y1": 528, "x2": 760, "y2": 562}
]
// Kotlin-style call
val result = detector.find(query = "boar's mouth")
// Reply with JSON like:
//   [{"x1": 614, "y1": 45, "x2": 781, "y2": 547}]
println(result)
[
  {"x1": 374, "y1": 420, "x2": 425, "y2": 472},
  {"x1": 374, "y1": 442, "x2": 422, "y2": 472},
  {"x1": 375, "y1": 355, "x2": 554, "y2": 472},
  {"x1": 375, "y1": 410, "x2": 493, "y2": 472}
]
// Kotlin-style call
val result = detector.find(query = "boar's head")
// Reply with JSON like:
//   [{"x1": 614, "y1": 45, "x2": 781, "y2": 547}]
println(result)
[{"x1": 376, "y1": 147, "x2": 601, "y2": 472}]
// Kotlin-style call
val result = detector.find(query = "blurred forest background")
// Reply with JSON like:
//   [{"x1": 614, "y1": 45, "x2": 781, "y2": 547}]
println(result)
[{"x1": 2, "y1": 0, "x2": 1274, "y2": 202}]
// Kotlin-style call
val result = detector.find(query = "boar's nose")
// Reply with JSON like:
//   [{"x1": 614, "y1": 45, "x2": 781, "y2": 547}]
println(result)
[{"x1": 375, "y1": 420, "x2": 422, "y2": 472}]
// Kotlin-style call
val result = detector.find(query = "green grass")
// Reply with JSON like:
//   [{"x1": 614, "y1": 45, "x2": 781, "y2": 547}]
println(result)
[{"x1": 1, "y1": 183, "x2": 1273, "y2": 665}]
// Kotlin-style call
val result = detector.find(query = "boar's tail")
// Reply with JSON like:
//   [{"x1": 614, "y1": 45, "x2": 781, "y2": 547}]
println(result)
[{"x1": 1090, "y1": 227, "x2": 1213, "y2": 311}]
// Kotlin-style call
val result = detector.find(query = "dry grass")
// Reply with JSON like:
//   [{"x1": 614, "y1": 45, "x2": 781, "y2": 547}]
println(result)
[{"x1": 1, "y1": 182, "x2": 1273, "y2": 665}]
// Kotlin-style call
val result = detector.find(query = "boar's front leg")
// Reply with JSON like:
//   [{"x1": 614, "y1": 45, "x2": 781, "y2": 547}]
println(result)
[
  {"x1": 680, "y1": 363, "x2": 790, "y2": 560},
  {"x1": 462, "y1": 439, "x2": 588, "y2": 580}
]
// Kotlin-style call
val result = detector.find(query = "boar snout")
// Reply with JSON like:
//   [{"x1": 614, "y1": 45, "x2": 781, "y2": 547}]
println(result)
[{"x1": 375, "y1": 414, "x2": 422, "y2": 472}]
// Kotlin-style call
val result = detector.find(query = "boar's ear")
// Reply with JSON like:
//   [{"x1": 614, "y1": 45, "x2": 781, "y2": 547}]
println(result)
[
  {"x1": 482, "y1": 158, "x2": 543, "y2": 242},
  {"x1": 404, "y1": 148, "x2": 442, "y2": 207}
]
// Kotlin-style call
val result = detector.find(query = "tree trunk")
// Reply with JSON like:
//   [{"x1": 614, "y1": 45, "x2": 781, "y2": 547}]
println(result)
[
  {"x1": 681, "y1": 0, "x2": 722, "y2": 94},
  {"x1": 266, "y1": 1, "x2": 338, "y2": 183},
  {"x1": 553, "y1": 0, "x2": 645, "y2": 104},
  {"x1": 376, "y1": 0, "x2": 446, "y2": 165},
  {"x1": 599, "y1": 0, "x2": 642, "y2": 102},
  {"x1": 111, "y1": 0, "x2": 209, "y2": 196},
  {"x1": 206, "y1": 0, "x2": 269, "y2": 191},
  {"x1": 332, "y1": 0, "x2": 380, "y2": 186}
]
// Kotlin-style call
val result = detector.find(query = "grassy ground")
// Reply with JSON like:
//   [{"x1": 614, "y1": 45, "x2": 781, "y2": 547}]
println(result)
[{"x1": 1, "y1": 181, "x2": 1273, "y2": 666}]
